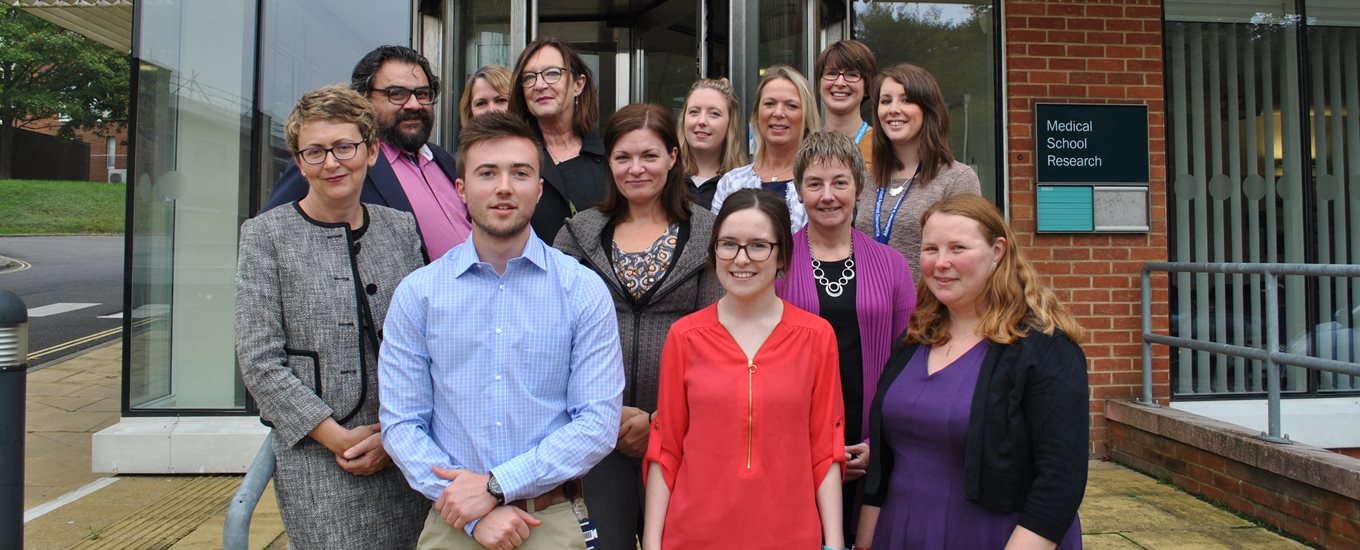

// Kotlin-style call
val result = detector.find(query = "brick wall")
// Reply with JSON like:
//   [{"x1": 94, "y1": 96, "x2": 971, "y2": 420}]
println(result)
[
  {"x1": 1005, "y1": 0, "x2": 1171, "y2": 456},
  {"x1": 1108, "y1": 401, "x2": 1360, "y2": 549}
]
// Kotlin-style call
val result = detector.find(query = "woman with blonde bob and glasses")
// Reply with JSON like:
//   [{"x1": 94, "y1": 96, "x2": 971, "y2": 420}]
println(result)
[
  {"x1": 858, "y1": 194, "x2": 1087, "y2": 550},
  {"x1": 678, "y1": 78, "x2": 748, "y2": 210},
  {"x1": 710, "y1": 66, "x2": 821, "y2": 232},
  {"x1": 458, "y1": 64, "x2": 512, "y2": 124},
  {"x1": 644, "y1": 189, "x2": 845, "y2": 550},
  {"x1": 776, "y1": 131, "x2": 915, "y2": 544},
  {"x1": 235, "y1": 85, "x2": 428, "y2": 549}
]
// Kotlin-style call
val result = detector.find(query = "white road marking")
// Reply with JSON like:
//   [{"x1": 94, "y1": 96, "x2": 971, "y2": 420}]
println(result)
[
  {"x1": 98, "y1": 312, "x2": 122, "y2": 319},
  {"x1": 26, "y1": 303, "x2": 100, "y2": 317},
  {"x1": 24, "y1": 477, "x2": 120, "y2": 523}
]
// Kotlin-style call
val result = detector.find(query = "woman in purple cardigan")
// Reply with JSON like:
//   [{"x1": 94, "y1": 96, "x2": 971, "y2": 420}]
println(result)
[{"x1": 776, "y1": 131, "x2": 915, "y2": 543}]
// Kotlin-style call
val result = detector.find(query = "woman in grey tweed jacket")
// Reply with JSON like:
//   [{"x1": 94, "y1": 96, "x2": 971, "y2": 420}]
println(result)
[
  {"x1": 235, "y1": 86, "x2": 427, "y2": 549},
  {"x1": 554, "y1": 104, "x2": 723, "y2": 550}
]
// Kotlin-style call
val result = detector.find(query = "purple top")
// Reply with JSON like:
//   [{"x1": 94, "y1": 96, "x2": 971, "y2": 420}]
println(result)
[
  {"x1": 776, "y1": 227, "x2": 915, "y2": 440},
  {"x1": 873, "y1": 344, "x2": 1082, "y2": 549}
]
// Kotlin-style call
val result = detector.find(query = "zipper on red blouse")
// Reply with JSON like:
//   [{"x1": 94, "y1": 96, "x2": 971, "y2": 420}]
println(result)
[{"x1": 746, "y1": 359, "x2": 756, "y2": 469}]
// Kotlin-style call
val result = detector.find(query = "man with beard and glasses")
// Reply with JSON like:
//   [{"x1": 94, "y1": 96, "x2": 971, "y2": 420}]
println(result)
[
  {"x1": 263, "y1": 45, "x2": 470, "y2": 259},
  {"x1": 380, "y1": 112, "x2": 623, "y2": 550}
]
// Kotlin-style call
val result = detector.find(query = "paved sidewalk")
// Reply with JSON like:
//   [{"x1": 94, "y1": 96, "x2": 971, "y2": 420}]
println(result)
[{"x1": 22, "y1": 340, "x2": 1306, "y2": 549}]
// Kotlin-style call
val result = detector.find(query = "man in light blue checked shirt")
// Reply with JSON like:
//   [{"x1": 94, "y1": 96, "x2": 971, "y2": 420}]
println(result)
[{"x1": 380, "y1": 112, "x2": 624, "y2": 550}]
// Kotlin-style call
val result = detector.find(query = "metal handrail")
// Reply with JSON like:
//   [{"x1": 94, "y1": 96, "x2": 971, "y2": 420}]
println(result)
[
  {"x1": 223, "y1": 435, "x2": 276, "y2": 550},
  {"x1": 1140, "y1": 262, "x2": 1360, "y2": 443}
]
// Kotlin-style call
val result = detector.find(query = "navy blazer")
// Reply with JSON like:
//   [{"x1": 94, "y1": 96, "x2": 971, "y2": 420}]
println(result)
[{"x1": 260, "y1": 142, "x2": 459, "y2": 215}]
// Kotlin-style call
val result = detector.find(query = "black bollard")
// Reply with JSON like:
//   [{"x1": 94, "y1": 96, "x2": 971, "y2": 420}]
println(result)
[{"x1": 0, "y1": 289, "x2": 28, "y2": 548}]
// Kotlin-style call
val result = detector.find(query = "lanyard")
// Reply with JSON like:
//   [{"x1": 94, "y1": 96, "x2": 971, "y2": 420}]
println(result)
[
  {"x1": 871, "y1": 165, "x2": 921, "y2": 245},
  {"x1": 853, "y1": 121, "x2": 870, "y2": 145}
]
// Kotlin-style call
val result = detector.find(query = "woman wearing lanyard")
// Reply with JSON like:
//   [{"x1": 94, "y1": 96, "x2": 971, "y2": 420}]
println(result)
[
  {"x1": 854, "y1": 63, "x2": 980, "y2": 280},
  {"x1": 815, "y1": 40, "x2": 876, "y2": 173},
  {"x1": 710, "y1": 66, "x2": 820, "y2": 233}
]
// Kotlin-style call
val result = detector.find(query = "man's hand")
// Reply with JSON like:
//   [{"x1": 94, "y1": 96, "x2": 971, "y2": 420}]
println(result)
[
  {"x1": 845, "y1": 442, "x2": 869, "y2": 481},
  {"x1": 615, "y1": 411, "x2": 651, "y2": 458},
  {"x1": 335, "y1": 431, "x2": 391, "y2": 476},
  {"x1": 472, "y1": 505, "x2": 542, "y2": 549},
  {"x1": 432, "y1": 467, "x2": 497, "y2": 531}
]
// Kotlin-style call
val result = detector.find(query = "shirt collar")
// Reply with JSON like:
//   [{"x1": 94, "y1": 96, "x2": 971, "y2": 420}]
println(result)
[
  {"x1": 448, "y1": 230, "x2": 550, "y2": 276},
  {"x1": 380, "y1": 141, "x2": 434, "y2": 164}
]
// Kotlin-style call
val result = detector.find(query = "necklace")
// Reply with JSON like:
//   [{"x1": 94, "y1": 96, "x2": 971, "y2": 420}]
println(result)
[
  {"x1": 809, "y1": 237, "x2": 854, "y2": 298},
  {"x1": 888, "y1": 180, "x2": 908, "y2": 196},
  {"x1": 944, "y1": 333, "x2": 979, "y2": 357}
]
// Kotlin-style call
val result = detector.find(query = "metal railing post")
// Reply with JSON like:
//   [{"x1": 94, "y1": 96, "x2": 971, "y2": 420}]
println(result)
[
  {"x1": 0, "y1": 290, "x2": 29, "y2": 549},
  {"x1": 1260, "y1": 269, "x2": 1289, "y2": 444},
  {"x1": 223, "y1": 436, "x2": 277, "y2": 550},
  {"x1": 1140, "y1": 266, "x2": 1157, "y2": 406}
]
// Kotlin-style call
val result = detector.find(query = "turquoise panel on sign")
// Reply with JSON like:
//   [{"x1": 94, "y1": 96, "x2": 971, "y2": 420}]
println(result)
[{"x1": 1037, "y1": 185, "x2": 1094, "y2": 232}]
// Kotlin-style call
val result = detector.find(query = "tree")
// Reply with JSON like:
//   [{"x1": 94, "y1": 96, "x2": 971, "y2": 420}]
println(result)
[{"x1": 0, "y1": 5, "x2": 129, "y2": 177}]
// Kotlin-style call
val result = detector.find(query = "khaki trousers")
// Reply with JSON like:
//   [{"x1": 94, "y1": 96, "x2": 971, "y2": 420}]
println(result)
[{"x1": 416, "y1": 500, "x2": 588, "y2": 550}]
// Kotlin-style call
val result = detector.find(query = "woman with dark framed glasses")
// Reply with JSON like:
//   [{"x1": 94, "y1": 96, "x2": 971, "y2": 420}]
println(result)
[
  {"x1": 509, "y1": 36, "x2": 607, "y2": 242},
  {"x1": 643, "y1": 189, "x2": 846, "y2": 550},
  {"x1": 816, "y1": 40, "x2": 877, "y2": 173},
  {"x1": 235, "y1": 85, "x2": 427, "y2": 549}
]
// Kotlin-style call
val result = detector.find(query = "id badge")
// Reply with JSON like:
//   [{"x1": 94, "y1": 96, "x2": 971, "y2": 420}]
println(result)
[{"x1": 571, "y1": 498, "x2": 599, "y2": 550}]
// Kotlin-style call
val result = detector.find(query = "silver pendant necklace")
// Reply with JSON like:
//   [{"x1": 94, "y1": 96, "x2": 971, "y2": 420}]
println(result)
[{"x1": 810, "y1": 237, "x2": 855, "y2": 298}]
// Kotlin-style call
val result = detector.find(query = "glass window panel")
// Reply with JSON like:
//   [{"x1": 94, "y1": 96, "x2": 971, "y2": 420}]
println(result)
[
  {"x1": 129, "y1": 1, "x2": 259, "y2": 410},
  {"x1": 257, "y1": 0, "x2": 411, "y2": 202},
  {"x1": 635, "y1": 0, "x2": 701, "y2": 114},
  {"x1": 853, "y1": 1, "x2": 998, "y2": 202},
  {"x1": 448, "y1": 0, "x2": 513, "y2": 138}
]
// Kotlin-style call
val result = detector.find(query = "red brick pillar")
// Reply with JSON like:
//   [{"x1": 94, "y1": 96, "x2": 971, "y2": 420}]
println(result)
[{"x1": 1004, "y1": 0, "x2": 1171, "y2": 456}]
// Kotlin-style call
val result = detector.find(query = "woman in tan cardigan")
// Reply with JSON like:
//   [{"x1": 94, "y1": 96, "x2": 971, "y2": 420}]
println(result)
[{"x1": 855, "y1": 63, "x2": 980, "y2": 280}]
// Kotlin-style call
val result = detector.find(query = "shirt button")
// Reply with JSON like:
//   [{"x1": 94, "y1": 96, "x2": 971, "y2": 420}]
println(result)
[
  {"x1": 499, "y1": 284, "x2": 505, "y2": 291},
  {"x1": 495, "y1": 328, "x2": 502, "y2": 335},
  {"x1": 495, "y1": 422, "x2": 503, "y2": 427},
  {"x1": 495, "y1": 375, "x2": 502, "y2": 381}
]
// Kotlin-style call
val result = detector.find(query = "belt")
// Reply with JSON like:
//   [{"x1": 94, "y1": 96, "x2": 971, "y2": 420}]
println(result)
[{"x1": 508, "y1": 480, "x2": 579, "y2": 512}]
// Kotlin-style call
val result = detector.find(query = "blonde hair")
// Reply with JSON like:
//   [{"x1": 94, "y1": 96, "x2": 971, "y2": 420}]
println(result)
[
  {"x1": 750, "y1": 66, "x2": 820, "y2": 165},
  {"x1": 285, "y1": 85, "x2": 377, "y2": 153},
  {"x1": 458, "y1": 65, "x2": 512, "y2": 126},
  {"x1": 678, "y1": 78, "x2": 749, "y2": 177},
  {"x1": 904, "y1": 194, "x2": 1085, "y2": 346}
]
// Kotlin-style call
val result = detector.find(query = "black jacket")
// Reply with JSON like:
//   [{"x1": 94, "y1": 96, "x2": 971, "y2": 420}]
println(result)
[
  {"x1": 261, "y1": 143, "x2": 459, "y2": 215},
  {"x1": 531, "y1": 132, "x2": 606, "y2": 243},
  {"x1": 862, "y1": 330, "x2": 1090, "y2": 543}
]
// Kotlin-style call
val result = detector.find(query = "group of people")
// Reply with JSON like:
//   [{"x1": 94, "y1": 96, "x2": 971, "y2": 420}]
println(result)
[{"x1": 235, "y1": 37, "x2": 1090, "y2": 550}]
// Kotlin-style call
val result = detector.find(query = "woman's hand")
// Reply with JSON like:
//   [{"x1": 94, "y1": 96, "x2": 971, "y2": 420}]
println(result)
[
  {"x1": 844, "y1": 442, "x2": 870, "y2": 481},
  {"x1": 336, "y1": 427, "x2": 391, "y2": 476},
  {"x1": 616, "y1": 411, "x2": 652, "y2": 458}
]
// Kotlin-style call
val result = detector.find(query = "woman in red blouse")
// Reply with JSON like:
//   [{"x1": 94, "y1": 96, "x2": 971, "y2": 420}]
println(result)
[{"x1": 642, "y1": 188, "x2": 846, "y2": 550}]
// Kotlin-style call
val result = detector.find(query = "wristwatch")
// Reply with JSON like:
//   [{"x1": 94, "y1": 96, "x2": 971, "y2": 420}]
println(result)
[{"x1": 487, "y1": 473, "x2": 506, "y2": 505}]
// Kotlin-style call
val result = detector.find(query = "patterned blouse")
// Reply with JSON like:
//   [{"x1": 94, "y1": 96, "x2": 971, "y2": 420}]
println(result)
[{"x1": 612, "y1": 223, "x2": 680, "y2": 300}]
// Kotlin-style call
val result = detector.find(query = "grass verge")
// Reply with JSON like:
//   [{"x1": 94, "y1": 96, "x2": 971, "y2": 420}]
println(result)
[{"x1": 0, "y1": 179, "x2": 125, "y2": 235}]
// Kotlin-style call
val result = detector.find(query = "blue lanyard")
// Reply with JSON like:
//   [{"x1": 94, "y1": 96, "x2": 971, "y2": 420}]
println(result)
[
  {"x1": 853, "y1": 121, "x2": 870, "y2": 145},
  {"x1": 871, "y1": 166, "x2": 921, "y2": 244}
]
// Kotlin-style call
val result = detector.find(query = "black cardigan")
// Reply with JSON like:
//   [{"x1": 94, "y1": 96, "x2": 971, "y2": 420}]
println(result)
[{"x1": 862, "y1": 330, "x2": 1090, "y2": 543}]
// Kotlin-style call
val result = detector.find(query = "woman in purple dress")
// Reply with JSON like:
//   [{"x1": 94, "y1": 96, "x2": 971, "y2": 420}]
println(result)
[{"x1": 857, "y1": 194, "x2": 1088, "y2": 549}]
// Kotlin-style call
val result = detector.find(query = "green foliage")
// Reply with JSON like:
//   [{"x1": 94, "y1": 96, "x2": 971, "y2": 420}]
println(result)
[
  {"x1": 0, "y1": 179, "x2": 125, "y2": 234},
  {"x1": 0, "y1": 5, "x2": 129, "y2": 136}
]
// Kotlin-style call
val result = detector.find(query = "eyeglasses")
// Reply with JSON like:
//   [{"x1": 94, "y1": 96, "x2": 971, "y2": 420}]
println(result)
[
  {"x1": 520, "y1": 67, "x2": 569, "y2": 88},
  {"x1": 373, "y1": 86, "x2": 436, "y2": 105},
  {"x1": 715, "y1": 240, "x2": 777, "y2": 261},
  {"x1": 821, "y1": 70, "x2": 864, "y2": 83},
  {"x1": 296, "y1": 142, "x2": 363, "y2": 165}
]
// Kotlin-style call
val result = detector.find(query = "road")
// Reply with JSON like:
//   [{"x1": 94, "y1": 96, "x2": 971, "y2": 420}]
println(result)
[{"x1": 0, "y1": 235, "x2": 124, "y2": 365}]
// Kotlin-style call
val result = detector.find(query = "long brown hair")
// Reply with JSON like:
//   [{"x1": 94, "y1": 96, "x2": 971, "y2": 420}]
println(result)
[
  {"x1": 509, "y1": 36, "x2": 599, "y2": 135},
  {"x1": 598, "y1": 103, "x2": 691, "y2": 224},
  {"x1": 870, "y1": 64, "x2": 956, "y2": 190},
  {"x1": 904, "y1": 194, "x2": 1085, "y2": 346}
]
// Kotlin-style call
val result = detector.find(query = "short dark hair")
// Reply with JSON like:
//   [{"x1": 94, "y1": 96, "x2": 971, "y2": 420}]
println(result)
[
  {"x1": 709, "y1": 189, "x2": 793, "y2": 271},
  {"x1": 793, "y1": 130, "x2": 866, "y2": 197},
  {"x1": 815, "y1": 39, "x2": 877, "y2": 91},
  {"x1": 456, "y1": 112, "x2": 542, "y2": 178},
  {"x1": 509, "y1": 36, "x2": 599, "y2": 135},
  {"x1": 598, "y1": 103, "x2": 690, "y2": 224},
  {"x1": 351, "y1": 45, "x2": 441, "y2": 97}
]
